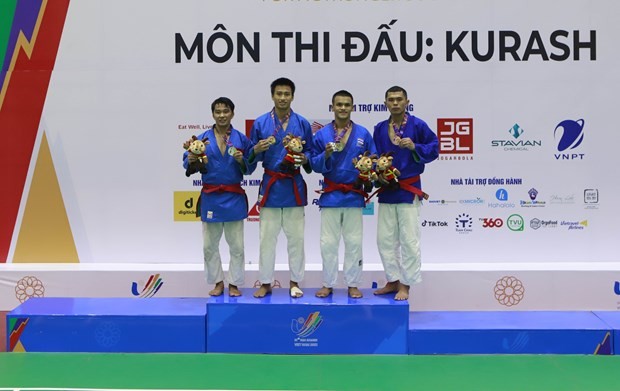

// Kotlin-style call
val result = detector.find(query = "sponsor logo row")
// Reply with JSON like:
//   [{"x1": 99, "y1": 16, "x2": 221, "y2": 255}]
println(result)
[
  {"x1": 437, "y1": 117, "x2": 586, "y2": 160},
  {"x1": 423, "y1": 214, "x2": 588, "y2": 233}
]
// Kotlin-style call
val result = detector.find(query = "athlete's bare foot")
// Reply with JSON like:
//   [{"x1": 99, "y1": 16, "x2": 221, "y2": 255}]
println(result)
[
  {"x1": 348, "y1": 287, "x2": 363, "y2": 298},
  {"x1": 290, "y1": 281, "x2": 304, "y2": 298},
  {"x1": 315, "y1": 286, "x2": 333, "y2": 298},
  {"x1": 374, "y1": 280, "x2": 400, "y2": 295},
  {"x1": 228, "y1": 284, "x2": 242, "y2": 297},
  {"x1": 209, "y1": 281, "x2": 224, "y2": 297},
  {"x1": 395, "y1": 283, "x2": 409, "y2": 301},
  {"x1": 253, "y1": 283, "x2": 272, "y2": 298}
]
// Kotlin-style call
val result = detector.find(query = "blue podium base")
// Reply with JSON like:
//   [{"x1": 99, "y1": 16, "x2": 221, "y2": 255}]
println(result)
[
  {"x1": 7, "y1": 298, "x2": 208, "y2": 353},
  {"x1": 409, "y1": 311, "x2": 612, "y2": 355},
  {"x1": 207, "y1": 288, "x2": 409, "y2": 354}
]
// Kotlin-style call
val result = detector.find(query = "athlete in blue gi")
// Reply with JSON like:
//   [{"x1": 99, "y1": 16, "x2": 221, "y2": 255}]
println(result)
[
  {"x1": 372, "y1": 86, "x2": 438, "y2": 301},
  {"x1": 250, "y1": 78, "x2": 313, "y2": 298},
  {"x1": 310, "y1": 90, "x2": 376, "y2": 298},
  {"x1": 183, "y1": 97, "x2": 256, "y2": 297}
]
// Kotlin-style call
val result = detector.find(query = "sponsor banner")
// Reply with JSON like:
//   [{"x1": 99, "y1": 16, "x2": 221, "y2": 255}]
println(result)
[{"x1": 0, "y1": 0, "x2": 617, "y2": 266}]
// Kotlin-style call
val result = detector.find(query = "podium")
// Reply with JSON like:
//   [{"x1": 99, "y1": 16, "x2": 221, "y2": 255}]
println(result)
[
  {"x1": 7, "y1": 297, "x2": 208, "y2": 352},
  {"x1": 206, "y1": 288, "x2": 409, "y2": 354}
]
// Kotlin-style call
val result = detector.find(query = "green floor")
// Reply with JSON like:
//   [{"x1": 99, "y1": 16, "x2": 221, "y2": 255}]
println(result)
[{"x1": 1, "y1": 353, "x2": 620, "y2": 390}]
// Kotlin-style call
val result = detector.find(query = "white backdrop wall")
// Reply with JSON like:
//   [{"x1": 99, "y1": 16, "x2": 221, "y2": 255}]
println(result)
[{"x1": 8, "y1": 0, "x2": 620, "y2": 267}]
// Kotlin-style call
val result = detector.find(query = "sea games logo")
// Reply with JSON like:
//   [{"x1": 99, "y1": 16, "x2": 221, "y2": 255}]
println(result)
[
  {"x1": 438, "y1": 118, "x2": 473, "y2": 160},
  {"x1": 131, "y1": 274, "x2": 164, "y2": 298},
  {"x1": 292, "y1": 311, "x2": 323, "y2": 348}
]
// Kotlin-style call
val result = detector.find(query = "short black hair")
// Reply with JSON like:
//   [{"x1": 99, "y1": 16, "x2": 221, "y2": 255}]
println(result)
[
  {"x1": 271, "y1": 77, "x2": 296, "y2": 96},
  {"x1": 385, "y1": 86, "x2": 408, "y2": 99},
  {"x1": 211, "y1": 97, "x2": 235, "y2": 113},
  {"x1": 332, "y1": 90, "x2": 354, "y2": 104}
]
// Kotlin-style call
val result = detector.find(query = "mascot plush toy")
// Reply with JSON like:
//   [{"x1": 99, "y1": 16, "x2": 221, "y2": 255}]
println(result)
[
  {"x1": 183, "y1": 135, "x2": 209, "y2": 177},
  {"x1": 279, "y1": 134, "x2": 306, "y2": 174},
  {"x1": 352, "y1": 151, "x2": 378, "y2": 193},
  {"x1": 375, "y1": 152, "x2": 400, "y2": 190}
]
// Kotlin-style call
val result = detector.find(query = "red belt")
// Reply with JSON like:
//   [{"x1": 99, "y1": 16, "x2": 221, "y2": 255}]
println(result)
[
  {"x1": 367, "y1": 175, "x2": 428, "y2": 201},
  {"x1": 202, "y1": 183, "x2": 245, "y2": 195},
  {"x1": 259, "y1": 168, "x2": 303, "y2": 207},
  {"x1": 316, "y1": 178, "x2": 367, "y2": 198}
]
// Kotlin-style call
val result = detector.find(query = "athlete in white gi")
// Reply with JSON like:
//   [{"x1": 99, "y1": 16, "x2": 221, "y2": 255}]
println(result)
[
  {"x1": 373, "y1": 86, "x2": 438, "y2": 301},
  {"x1": 183, "y1": 97, "x2": 256, "y2": 297},
  {"x1": 310, "y1": 90, "x2": 376, "y2": 298},
  {"x1": 250, "y1": 78, "x2": 313, "y2": 298}
]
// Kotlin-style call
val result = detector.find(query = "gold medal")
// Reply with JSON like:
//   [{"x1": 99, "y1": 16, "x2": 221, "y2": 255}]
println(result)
[
  {"x1": 334, "y1": 142, "x2": 344, "y2": 152},
  {"x1": 267, "y1": 136, "x2": 276, "y2": 145},
  {"x1": 228, "y1": 146, "x2": 237, "y2": 156}
]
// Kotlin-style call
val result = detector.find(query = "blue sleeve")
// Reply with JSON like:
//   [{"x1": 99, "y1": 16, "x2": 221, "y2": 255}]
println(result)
[
  {"x1": 414, "y1": 120, "x2": 439, "y2": 164},
  {"x1": 249, "y1": 120, "x2": 264, "y2": 164},
  {"x1": 240, "y1": 132, "x2": 257, "y2": 175},
  {"x1": 301, "y1": 118, "x2": 313, "y2": 174},
  {"x1": 310, "y1": 130, "x2": 331, "y2": 174}
]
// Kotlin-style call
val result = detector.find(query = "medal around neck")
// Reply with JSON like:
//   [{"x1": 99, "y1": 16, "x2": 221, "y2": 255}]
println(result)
[
  {"x1": 334, "y1": 142, "x2": 344, "y2": 152},
  {"x1": 267, "y1": 136, "x2": 276, "y2": 145},
  {"x1": 228, "y1": 146, "x2": 237, "y2": 156}
]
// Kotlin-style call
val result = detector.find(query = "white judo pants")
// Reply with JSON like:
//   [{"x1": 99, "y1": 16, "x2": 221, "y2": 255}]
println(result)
[
  {"x1": 376, "y1": 200, "x2": 422, "y2": 286},
  {"x1": 202, "y1": 220, "x2": 245, "y2": 286},
  {"x1": 258, "y1": 207, "x2": 305, "y2": 285},
  {"x1": 320, "y1": 207, "x2": 363, "y2": 288}
]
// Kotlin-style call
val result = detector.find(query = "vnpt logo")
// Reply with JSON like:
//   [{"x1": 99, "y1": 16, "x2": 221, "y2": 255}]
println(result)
[
  {"x1": 437, "y1": 118, "x2": 473, "y2": 156},
  {"x1": 291, "y1": 311, "x2": 323, "y2": 337},
  {"x1": 614, "y1": 281, "x2": 620, "y2": 295},
  {"x1": 131, "y1": 274, "x2": 164, "y2": 298},
  {"x1": 554, "y1": 119, "x2": 585, "y2": 160}
]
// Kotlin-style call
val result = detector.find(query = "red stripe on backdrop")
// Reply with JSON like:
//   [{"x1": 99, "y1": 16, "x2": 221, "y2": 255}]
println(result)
[{"x1": 0, "y1": 0, "x2": 69, "y2": 262}]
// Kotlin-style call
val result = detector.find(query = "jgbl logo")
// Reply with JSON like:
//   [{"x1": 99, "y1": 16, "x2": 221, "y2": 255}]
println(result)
[{"x1": 438, "y1": 118, "x2": 473, "y2": 154}]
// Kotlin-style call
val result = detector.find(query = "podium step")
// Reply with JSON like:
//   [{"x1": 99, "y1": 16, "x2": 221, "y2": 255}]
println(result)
[
  {"x1": 408, "y1": 311, "x2": 612, "y2": 354},
  {"x1": 207, "y1": 288, "x2": 409, "y2": 354},
  {"x1": 7, "y1": 298, "x2": 208, "y2": 352}
]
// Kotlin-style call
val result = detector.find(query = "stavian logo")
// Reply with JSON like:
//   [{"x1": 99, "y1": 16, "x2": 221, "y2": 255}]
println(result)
[{"x1": 491, "y1": 124, "x2": 541, "y2": 151}]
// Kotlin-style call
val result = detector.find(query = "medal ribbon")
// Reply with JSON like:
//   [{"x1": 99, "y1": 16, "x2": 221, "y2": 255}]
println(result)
[
  {"x1": 270, "y1": 108, "x2": 291, "y2": 140},
  {"x1": 214, "y1": 125, "x2": 234, "y2": 150},
  {"x1": 333, "y1": 120, "x2": 352, "y2": 144},
  {"x1": 391, "y1": 113, "x2": 409, "y2": 140}
]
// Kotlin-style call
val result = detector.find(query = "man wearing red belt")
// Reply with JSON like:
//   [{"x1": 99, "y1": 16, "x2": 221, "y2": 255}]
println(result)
[
  {"x1": 249, "y1": 78, "x2": 313, "y2": 298},
  {"x1": 183, "y1": 97, "x2": 256, "y2": 297},
  {"x1": 310, "y1": 90, "x2": 376, "y2": 299},
  {"x1": 373, "y1": 86, "x2": 439, "y2": 301}
]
